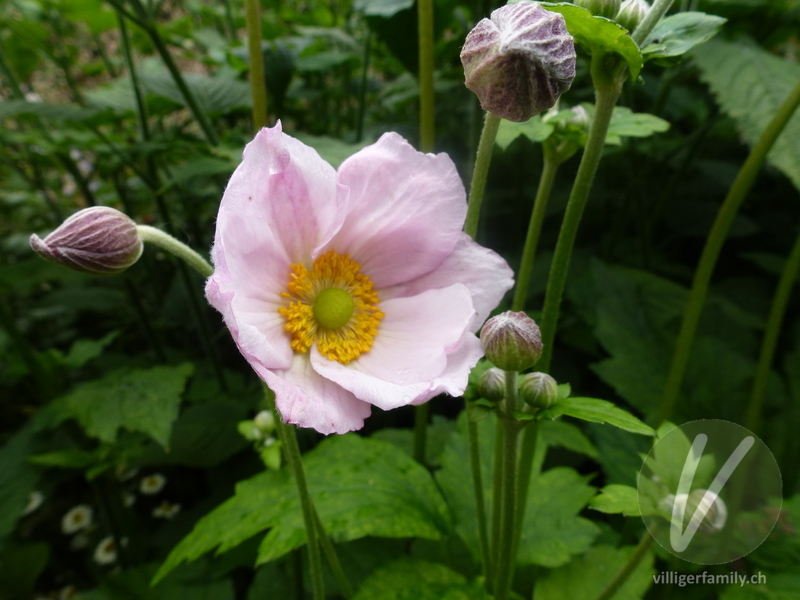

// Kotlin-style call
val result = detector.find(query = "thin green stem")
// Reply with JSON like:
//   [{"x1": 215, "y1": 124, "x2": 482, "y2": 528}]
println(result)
[
  {"x1": 493, "y1": 371, "x2": 521, "y2": 600},
  {"x1": 464, "y1": 112, "x2": 502, "y2": 239},
  {"x1": 412, "y1": 403, "x2": 430, "y2": 465},
  {"x1": 117, "y1": 9, "x2": 150, "y2": 141},
  {"x1": 512, "y1": 150, "x2": 561, "y2": 311},
  {"x1": 136, "y1": 225, "x2": 214, "y2": 277},
  {"x1": 245, "y1": 0, "x2": 267, "y2": 131},
  {"x1": 510, "y1": 420, "x2": 539, "y2": 569},
  {"x1": 417, "y1": 0, "x2": 435, "y2": 152},
  {"x1": 593, "y1": 531, "x2": 655, "y2": 600},
  {"x1": 277, "y1": 420, "x2": 325, "y2": 600},
  {"x1": 314, "y1": 508, "x2": 353, "y2": 598},
  {"x1": 538, "y1": 55, "x2": 624, "y2": 372},
  {"x1": 221, "y1": 0, "x2": 237, "y2": 40},
  {"x1": 466, "y1": 403, "x2": 493, "y2": 587},
  {"x1": 631, "y1": 0, "x2": 677, "y2": 47},
  {"x1": 658, "y1": 76, "x2": 800, "y2": 425},
  {"x1": 490, "y1": 415, "x2": 503, "y2": 570},
  {"x1": 745, "y1": 224, "x2": 800, "y2": 435},
  {"x1": 0, "y1": 42, "x2": 25, "y2": 98},
  {"x1": 355, "y1": 32, "x2": 371, "y2": 143}
]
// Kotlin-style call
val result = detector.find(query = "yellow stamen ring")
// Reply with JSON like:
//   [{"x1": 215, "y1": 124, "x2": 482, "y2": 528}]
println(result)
[{"x1": 278, "y1": 250, "x2": 384, "y2": 364}]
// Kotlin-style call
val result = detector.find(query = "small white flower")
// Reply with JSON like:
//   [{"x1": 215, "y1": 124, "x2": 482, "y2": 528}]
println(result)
[
  {"x1": 139, "y1": 473, "x2": 166, "y2": 495},
  {"x1": 23, "y1": 491, "x2": 44, "y2": 516},
  {"x1": 78, "y1": 159, "x2": 93, "y2": 176},
  {"x1": 70, "y1": 531, "x2": 90, "y2": 551},
  {"x1": 122, "y1": 492, "x2": 136, "y2": 508},
  {"x1": 152, "y1": 501, "x2": 181, "y2": 520},
  {"x1": 62, "y1": 505, "x2": 93, "y2": 534},
  {"x1": 93, "y1": 536, "x2": 117, "y2": 565}
]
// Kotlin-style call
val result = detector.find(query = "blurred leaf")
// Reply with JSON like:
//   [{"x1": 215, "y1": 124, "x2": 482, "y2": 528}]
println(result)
[
  {"x1": 155, "y1": 435, "x2": 450, "y2": 582},
  {"x1": 371, "y1": 415, "x2": 457, "y2": 468},
  {"x1": 538, "y1": 397, "x2": 655, "y2": 436},
  {"x1": 719, "y1": 572, "x2": 800, "y2": 600},
  {"x1": 535, "y1": 544, "x2": 655, "y2": 600},
  {"x1": 40, "y1": 364, "x2": 194, "y2": 449},
  {"x1": 0, "y1": 542, "x2": 49, "y2": 600},
  {"x1": 540, "y1": 420, "x2": 600, "y2": 459},
  {"x1": 0, "y1": 100, "x2": 105, "y2": 122},
  {"x1": 541, "y1": 3, "x2": 643, "y2": 79},
  {"x1": 0, "y1": 427, "x2": 40, "y2": 539},
  {"x1": 62, "y1": 0, "x2": 117, "y2": 33},
  {"x1": 436, "y1": 413, "x2": 599, "y2": 568},
  {"x1": 693, "y1": 38, "x2": 800, "y2": 191},
  {"x1": 352, "y1": 558, "x2": 490, "y2": 600},
  {"x1": 642, "y1": 12, "x2": 726, "y2": 62},
  {"x1": 604, "y1": 106, "x2": 671, "y2": 144},
  {"x1": 589, "y1": 484, "x2": 641, "y2": 516},
  {"x1": 62, "y1": 331, "x2": 119, "y2": 369},
  {"x1": 293, "y1": 133, "x2": 371, "y2": 168},
  {"x1": 353, "y1": 0, "x2": 414, "y2": 17},
  {"x1": 296, "y1": 50, "x2": 357, "y2": 72},
  {"x1": 27, "y1": 449, "x2": 99, "y2": 469},
  {"x1": 77, "y1": 563, "x2": 234, "y2": 600},
  {"x1": 496, "y1": 117, "x2": 554, "y2": 150}
]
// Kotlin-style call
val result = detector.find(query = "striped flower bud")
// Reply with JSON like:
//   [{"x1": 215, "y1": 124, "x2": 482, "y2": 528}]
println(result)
[
  {"x1": 480, "y1": 311, "x2": 543, "y2": 372},
  {"x1": 519, "y1": 372, "x2": 560, "y2": 409},
  {"x1": 616, "y1": 0, "x2": 650, "y2": 31},
  {"x1": 575, "y1": 0, "x2": 621, "y2": 19},
  {"x1": 460, "y1": 2, "x2": 576, "y2": 122},
  {"x1": 30, "y1": 207, "x2": 142, "y2": 275}
]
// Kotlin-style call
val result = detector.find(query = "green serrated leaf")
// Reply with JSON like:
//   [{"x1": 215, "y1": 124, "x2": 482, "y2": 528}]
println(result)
[
  {"x1": 540, "y1": 420, "x2": 600, "y2": 459},
  {"x1": 642, "y1": 12, "x2": 726, "y2": 62},
  {"x1": 495, "y1": 116, "x2": 554, "y2": 150},
  {"x1": 154, "y1": 435, "x2": 450, "y2": 583},
  {"x1": 541, "y1": 3, "x2": 643, "y2": 80},
  {"x1": 535, "y1": 544, "x2": 655, "y2": 600},
  {"x1": 40, "y1": 363, "x2": 194, "y2": 449},
  {"x1": 693, "y1": 38, "x2": 800, "y2": 192},
  {"x1": 352, "y1": 558, "x2": 490, "y2": 600},
  {"x1": 589, "y1": 484, "x2": 641, "y2": 516},
  {"x1": 606, "y1": 106, "x2": 671, "y2": 144},
  {"x1": 539, "y1": 397, "x2": 654, "y2": 436}
]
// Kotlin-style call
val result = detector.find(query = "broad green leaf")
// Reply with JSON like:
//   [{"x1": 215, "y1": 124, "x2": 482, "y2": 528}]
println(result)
[
  {"x1": 538, "y1": 397, "x2": 655, "y2": 436},
  {"x1": 40, "y1": 364, "x2": 194, "y2": 449},
  {"x1": 642, "y1": 422, "x2": 716, "y2": 494},
  {"x1": 62, "y1": 331, "x2": 119, "y2": 369},
  {"x1": 589, "y1": 484, "x2": 641, "y2": 516},
  {"x1": 0, "y1": 427, "x2": 40, "y2": 538},
  {"x1": 155, "y1": 435, "x2": 450, "y2": 582},
  {"x1": 745, "y1": 495, "x2": 800, "y2": 573},
  {"x1": 693, "y1": 38, "x2": 800, "y2": 191},
  {"x1": 535, "y1": 544, "x2": 655, "y2": 600},
  {"x1": 605, "y1": 106, "x2": 670, "y2": 144},
  {"x1": 642, "y1": 12, "x2": 726, "y2": 62},
  {"x1": 353, "y1": 0, "x2": 414, "y2": 18},
  {"x1": 436, "y1": 413, "x2": 599, "y2": 568},
  {"x1": 719, "y1": 572, "x2": 800, "y2": 600},
  {"x1": 541, "y1": 3, "x2": 643, "y2": 79},
  {"x1": 0, "y1": 542, "x2": 49, "y2": 598},
  {"x1": 77, "y1": 563, "x2": 234, "y2": 600},
  {"x1": 371, "y1": 415, "x2": 457, "y2": 468},
  {"x1": 0, "y1": 100, "x2": 105, "y2": 122},
  {"x1": 495, "y1": 117, "x2": 554, "y2": 150},
  {"x1": 540, "y1": 420, "x2": 600, "y2": 459},
  {"x1": 352, "y1": 558, "x2": 490, "y2": 600}
]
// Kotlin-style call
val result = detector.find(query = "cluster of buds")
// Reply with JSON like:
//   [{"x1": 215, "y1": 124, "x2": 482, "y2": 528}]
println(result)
[
  {"x1": 574, "y1": 0, "x2": 651, "y2": 31},
  {"x1": 238, "y1": 410, "x2": 282, "y2": 470}
]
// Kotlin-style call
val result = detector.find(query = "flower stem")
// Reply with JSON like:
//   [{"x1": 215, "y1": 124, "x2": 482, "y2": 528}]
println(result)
[
  {"x1": 117, "y1": 9, "x2": 150, "y2": 141},
  {"x1": 466, "y1": 403, "x2": 493, "y2": 587},
  {"x1": 314, "y1": 507, "x2": 353, "y2": 598},
  {"x1": 493, "y1": 371, "x2": 521, "y2": 600},
  {"x1": 657, "y1": 75, "x2": 800, "y2": 425},
  {"x1": 245, "y1": 0, "x2": 267, "y2": 131},
  {"x1": 417, "y1": 0, "x2": 435, "y2": 152},
  {"x1": 538, "y1": 54, "x2": 624, "y2": 372},
  {"x1": 593, "y1": 530, "x2": 655, "y2": 600},
  {"x1": 136, "y1": 225, "x2": 214, "y2": 277},
  {"x1": 511, "y1": 149, "x2": 561, "y2": 311},
  {"x1": 464, "y1": 112, "x2": 502, "y2": 239},
  {"x1": 510, "y1": 419, "x2": 539, "y2": 565},
  {"x1": 277, "y1": 419, "x2": 325, "y2": 600},
  {"x1": 746, "y1": 224, "x2": 800, "y2": 435},
  {"x1": 631, "y1": 0, "x2": 677, "y2": 47},
  {"x1": 412, "y1": 403, "x2": 430, "y2": 465}
]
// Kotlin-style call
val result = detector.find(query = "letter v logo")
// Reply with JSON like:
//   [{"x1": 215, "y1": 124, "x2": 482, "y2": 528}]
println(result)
[{"x1": 669, "y1": 434, "x2": 755, "y2": 552}]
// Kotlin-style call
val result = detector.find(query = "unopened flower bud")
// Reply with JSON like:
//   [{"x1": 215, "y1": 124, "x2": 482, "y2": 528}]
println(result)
[
  {"x1": 574, "y1": 0, "x2": 621, "y2": 20},
  {"x1": 616, "y1": 0, "x2": 650, "y2": 32},
  {"x1": 478, "y1": 368, "x2": 506, "y2": 403},
  {"x1": 686, "y1": 489, "x2": 727, "y2": 533},
  {"x1": 519, "y1": 372, "x2": 559, "y2": 409},
  {"x1": 480, "y1": 311, "x2": 543, "y2": 372},
  {"x1": 568, "y1": 105, "x2": 591, "y2": 129},
  {"x1": 460, "y1": 2, "x2": 576, "y2": 122},
  {"x1": 30, "y1": 207, "x2": 142, "y2": 275},
  {"x1": 254, "y1": 410, "x2": 276, "y2": 432}
]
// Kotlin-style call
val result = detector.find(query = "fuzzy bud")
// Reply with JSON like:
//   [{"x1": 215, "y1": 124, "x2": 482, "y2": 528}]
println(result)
[
  {"x1": 254, "y1": 410, "x2": 276, "y2": 433},
  {"x1": 30, "y1": 207, "x2": 142, "y2": 275},
  {"x1": 685, "y1": 489, "x2": 728, "y2": 533},
  {"x1": 478, "y1": 367, "x2": 506, "y2": 403},
  {"x1": 480, "y1": 311, "x2": 543, "y2": 372},
  {"x1": 574, "y1": 0, "x2": 621, "y2": 20},
  {"x1": 460, "y1": 2, "x2": 577, "y2": 122},
  {"x1": 616, "y1": 0, "x2": 650, "y2": 32},
  {"x1": 519, "y1": 372, "x2": 559, "y2": 409}
]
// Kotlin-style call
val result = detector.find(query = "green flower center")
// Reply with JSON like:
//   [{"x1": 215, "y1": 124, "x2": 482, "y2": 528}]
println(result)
[{"x1": 313, "y1": 287, "x2": 355, "y2": 330}]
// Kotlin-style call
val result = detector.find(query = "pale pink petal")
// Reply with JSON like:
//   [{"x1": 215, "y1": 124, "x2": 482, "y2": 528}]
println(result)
[
  {"x1": 381, "y1": 232, "x2": 514, "y2": 331},
  {"x1": 252, "y1": 356, "x2": 372, "y2": 435},
  {"x1": 218, "y1": 121, "x2": 348, "y2": 265},
  {"x1": 310, "y1": 284, "x2": 477, "y2": 410},
  {"x1": 409, "y1": 333, "x2": 485, "y2": 405},
  {"x1": 323, "y1": 133, "x2": 467, "y2": 288}
]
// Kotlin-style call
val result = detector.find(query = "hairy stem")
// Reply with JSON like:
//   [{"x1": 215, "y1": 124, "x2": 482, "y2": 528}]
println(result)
[{"x1": 136, "y1": 225, "x2": 214, "y2": 277}]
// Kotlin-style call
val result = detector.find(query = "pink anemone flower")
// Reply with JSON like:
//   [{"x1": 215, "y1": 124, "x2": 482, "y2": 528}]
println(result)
[{"x1": 206, "y1": 123, "x2": 513, "y2": 434}]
